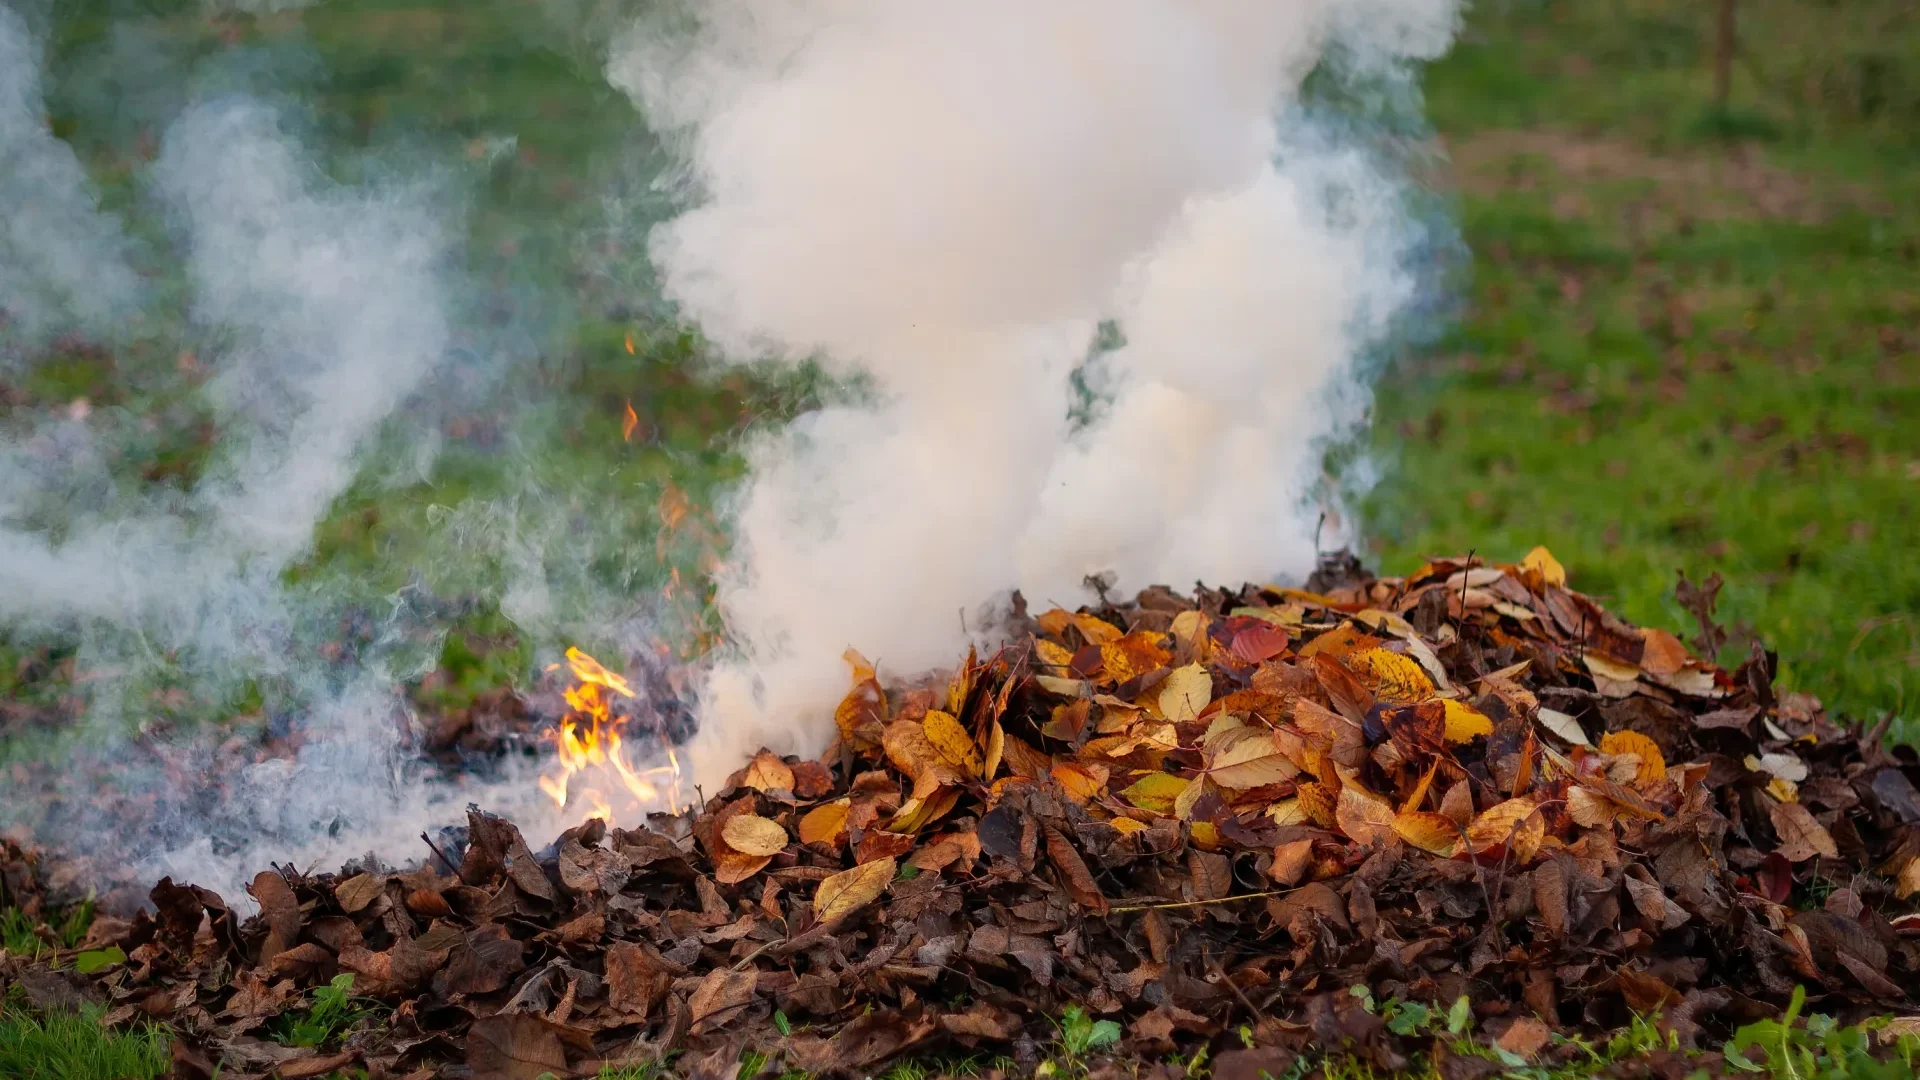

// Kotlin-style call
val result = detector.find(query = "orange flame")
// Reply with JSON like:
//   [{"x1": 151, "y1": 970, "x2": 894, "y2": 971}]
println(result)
[
  {"x1": 538, "y1": 647, "x2": 684, "y2": 823},
  {"x1": 623, "y1": 332, "x2": 636, "y2": 355},
  {"x1": 621, "y1": 400, "x2": 639, "y2": 442}
]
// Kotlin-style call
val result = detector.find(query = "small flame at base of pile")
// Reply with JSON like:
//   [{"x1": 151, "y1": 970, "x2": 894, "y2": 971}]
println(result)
[{"x1": 538, "y1": 647, "x2": 684, "y2": 824}]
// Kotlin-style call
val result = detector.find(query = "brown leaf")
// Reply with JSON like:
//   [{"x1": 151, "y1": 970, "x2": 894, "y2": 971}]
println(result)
[
  {"x1": 1044, "y1": 826, "x2": 1108, "y2": 914},
  {"x1": 1270, "y1": 838, "x2": 1315, "y2": 886},
  {"x1": 605, "y1": 941, "x2": 677, "y2": 1018},
  {"x1": 1768, "y1": 799, "x2": 1839, "y2": 862},
  {"x1": 277, "y1": 1052, "x2": 357, "y2": 1079},
  {"x1": 249, "y1": 870, "x2": 302, "y2": 962},
  {"x1": 688, "y1": 967, "x2": 756, "y2": 1034},
  {"x1": 1464, "y1": 796, "x2": 1539, "y2": 853},
  {"x1": 467, "y1": 1012, "x2": 566, "y2": 1080},
  {"x1": 1496, "y1": 1017, "x2": 1551, "y2": 1061},
  {"x1": 814, "y1": 857, "x2": 894, "y2": 927},
  {"x1": 1639, "y1": 628, "x2": 1691, "y2": 677},
  {"x1": 720, "y1": 814, "x2": 789, "y2": 857}
]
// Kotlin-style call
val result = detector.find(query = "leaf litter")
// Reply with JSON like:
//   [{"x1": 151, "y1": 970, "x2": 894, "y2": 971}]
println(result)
[{"x1": 2, "y1": 548, "x2": 1918, "y2": 1077}]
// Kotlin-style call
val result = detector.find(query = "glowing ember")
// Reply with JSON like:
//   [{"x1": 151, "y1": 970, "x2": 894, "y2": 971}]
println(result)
[
  {"x1": 538, "y1": 646, "x2": 683, "y2": 822},
  {"x1": 621, "y1": 399, "x2": 639, "y2": 442}
]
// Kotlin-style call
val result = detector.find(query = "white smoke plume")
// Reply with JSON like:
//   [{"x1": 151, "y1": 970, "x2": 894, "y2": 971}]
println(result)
[
  {"x1": 607, "y1": 1, "x2": 1458, "y2": 788},
  {"x1": 0, "y1": 2, "x2": 141, "y2": 349}
]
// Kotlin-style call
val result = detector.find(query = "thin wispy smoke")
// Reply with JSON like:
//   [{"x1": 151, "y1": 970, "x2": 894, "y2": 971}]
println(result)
[
  {"x1": 607, "y1": 0, "x2": 1459, "y2": 788},
  {"x1": 0, "y1": 2, "x2": 141, "y2": 350}
]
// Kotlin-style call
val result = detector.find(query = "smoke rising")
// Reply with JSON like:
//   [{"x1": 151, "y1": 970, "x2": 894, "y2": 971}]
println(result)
[
  {"x1": 0, "y1": 3, "x2": 141, "y2": 349},
  {"x1": 608, "y1": 1, "x2": 1458, "y2": 787}
]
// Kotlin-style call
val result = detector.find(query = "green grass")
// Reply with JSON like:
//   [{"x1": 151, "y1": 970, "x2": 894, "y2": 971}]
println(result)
[
  {"x1": 1366, "y1": 0, "x2": 1920, "y2": 742},
  {"x1": 0, "y1": 1006, "x2": 169, "y2": 1080}
]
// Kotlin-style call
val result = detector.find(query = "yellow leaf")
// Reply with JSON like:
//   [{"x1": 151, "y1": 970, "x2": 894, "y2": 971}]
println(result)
[
  {"x1": 1335, "y1": 786, "x2": 1397, "y2": 845},
  {"x1": 923, "y1": 710, "x2": 983, "y2": 778},
  {"x1": 1442, "y1": 700, "x2": 1494, "y2": 744},
  {"x1": 1894, "y1": 855, "x2": 1920, "y2": 900},
  {"x1": 814, "y1": 857, "x2": 895, "y2": 927},
  {"x1": 1170, "y1": 610, "x2": 1211, "y2": 662},
  {"x1": 1598, "y1": 730, "x2": 1667, "y2": 784},
  {"x1": 1158, "y1": 663, "x2": 1213, "y2": 724},
  {"x1": 713, "y1": 850, "x2": 771, "y2": 885},
  {"x1": 883, "y1": 719, "x2": 948, "y2": 782},
  {"x1": 721, "y1": 814, "x2": 789, "y2": 857},
  {"x1": 1583, "y1": 653, "x2": 1641, "y2": 698},
  {"x1": 983, "y1": 719, "x2": 1005, "y2": 781},
  {"x1": 1401, "y1": 761, "x2": 1439, "y2": 813},
  {"x1": 1189, "y1": 821, "x2": 1222, "y2": 849},
  {"x1": 1521, "y1": 546, "x2": 1566, "y2": 588},
  {"x1": 797, "y1": 801, "x2": 850, "y2": 847},
  {"x1": 889, "y1": 786, "x2": 960, "y2": 833},
  {"x1": 1267, "y1": 798, "x2": 1308, "y2": 827},
  {"x1": 1464, "y1": 796, "x2": 1539, "y2": 853},
  {"x1": 1109, "y1": 816, "x2": 1148, "y2": 835},
  {"x1": 1071, "y1": 612, "x2": 1123, "y2": 646},
  {"x1": 1510, "y1": 810, "x2": 1546, "y2": 863},
  {"x1": 1121, "y1": 772, "x2": 1190, "y2": 815},
  {"x1": 1173, "y1": 774, "x2": 1208, "y2": 821},
  {"x1": 1346, "y1": 648, "x2": 1435, "y2": 704},
  {"x1": 1296, "y1": 781, "x2": 1338, "y2": 829},
  {"x1": 1392, "y1": 810, "x2": 1462, "y2": 856},
  {"x1": 1033, "y1": 636, "x2": 1075, "y2": 672},
  {"x1": 1566, "y1": 786, "x2": 1617, "y2": 828}
]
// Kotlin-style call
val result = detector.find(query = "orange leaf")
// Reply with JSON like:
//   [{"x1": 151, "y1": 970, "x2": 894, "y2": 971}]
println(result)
[
  {"x1": 797, "y1": 801, "x2": 850, "y2": 847},
  {"x1": 1100, "y1": 631, "x2": 1172, "y2": 684},
  {"x1": 1070, "y1": 612, "x2": 1123, "y2": 646},
  {"x1": 813, "y1": 858, "x2": 894, "y2": 927},
  {"x1": 1598, "y1": 730, "x2": 1667, "y2": 784},
  {"x1": 1033, "y1": 636, "x2": 1075, "y2": 671},
  {"x1": 1050, "y1": 761, "x2": 1108, "y2": 804},
  {"x1": 712, "y1": 850, "x2": 771, "y2": 885},
  {"x1": 1297, "y1": 781, "x2": 1338, "y2": 828},
  {"x1": 1401, "y1": 761, "x2": 1439, "y2": 814},
  {"x1": 1392, "y1": 810, "x2": 1462, "y2": 856},
  {"x1": 1639, "y1": 629, "x2": 1691, "y2": 677},
  {"x1": 1270, "y1": 838, "x2": 1315, "y2": 885}
]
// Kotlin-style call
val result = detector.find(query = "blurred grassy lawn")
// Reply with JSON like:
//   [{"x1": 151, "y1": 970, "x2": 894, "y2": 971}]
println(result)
[{"x1": 3, "y1": 0, "x2": 1916, "y2": 742}]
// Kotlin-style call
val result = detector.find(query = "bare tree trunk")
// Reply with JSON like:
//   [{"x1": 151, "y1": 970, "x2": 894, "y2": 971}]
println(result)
[{"x1": 1713, "y1": 0, "x2": 1738, "y2": 110}]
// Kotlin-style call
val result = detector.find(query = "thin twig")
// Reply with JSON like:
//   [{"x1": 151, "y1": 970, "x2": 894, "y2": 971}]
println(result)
[
  {"x1": 731, "y1": 938, "x2": 777, "y2": 971},
  {"x1": 421, "y1": 831, "x2": 460, "y2": 876},
  {"x1": 1108, "y1": 888, "x2": 1297, "y2": 914}
]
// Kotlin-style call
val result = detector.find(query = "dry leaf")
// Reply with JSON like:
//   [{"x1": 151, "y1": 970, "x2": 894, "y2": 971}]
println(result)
[
  {"x1": 1567, "y1": 786, "x2": 1618, "y2": 828},
  {"x1": 688, "y1": 967, "x2": 756, "y2": 1034},
  {"x1": 1598, "y1": 730, "x2": 1667, "y2": 783},
  {"x1": 797, "y1": 801, "x2": 851, "y2": 847},
  {"x1": 1465, "y1": 796, "x2": 1540, "y2": 853},
  {"x1": 1442, "y1": 699, "x2": 1494, "y2": 743},
  {"x1": 1158, "y1": 663, "x2": 1213, "y2": 723},
  {"x1": 1121, "y1": 772, "x2": 1190, "y2": 815},
  {"x1": 923, "y1": 710, "x2": 983, "y2": 778},
  {"x1": 740, "y1": 750, "x2": 795, "y2": 793},
  {"x1": 1346, "y1": 647, "x2": 1434, "y2": 703},
  {"x1": 1050, "y1": 761, "x2": 1108, "y2": 803},
  {"x1": 1102, "y1": 631, "x2": 1172, "y2": 683},
  {"x1": 1768, "y1": 799, "x2": 1839, "y2": 862},
  {"x1": 1536, "y1": 707, "x2": 1591, "y2": 747},
  {"x1": 1392, "y1": 811, "x2": 1461, "y2": 856},
  {"x1": 814, "y1": 857, "x2": 895, "y2": 927},
  {"x1": 1045, "y1": 827, "x2": 1108, "y2": 914},
  {"x1": 1335, "y1": 786, "x2": 1397, "y2": 846},
  {"x1": 983, "y1": 719, "x2": 1005, "y2": 781},
  {"x1": 1270, "y1": 838, "x2": 1315, "y2": 885},
  {"x1": 1205, "y1": 730, "x2": 1300, "y2": 790},
  {"x1": 1521, "y1": 546, "x2": 1567, "y2": 588},
  {"x1": 1639, "y1": 629, "x2": 1691, "y2": 676},
  {"x1": 1439, "y1": 782, "x2": 1475, "y2": 826},
  {"x1": 712, "y1": 850, "x2": 772, "y2": 885},
  {"x1": 721, "y1": 814, "x2": 789, "y2": 857}
]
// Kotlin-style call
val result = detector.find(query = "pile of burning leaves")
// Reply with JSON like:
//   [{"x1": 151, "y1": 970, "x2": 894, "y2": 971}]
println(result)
[{"x1": 4, "y1": 549, "x2": 1919, "y2": 1079}]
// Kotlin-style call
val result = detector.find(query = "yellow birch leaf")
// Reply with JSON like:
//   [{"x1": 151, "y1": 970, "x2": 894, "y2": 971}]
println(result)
[
  {"x1": 1121, "y1": 771, "x2": 1190, "y2": 815},
  {"x1": 1442, "y1": 699, "x2": 1494, "y2": 744},
  {"x1": 1267, "y1": 798, "x2": 1309, "y2": 827},
  {"x1": 1170, "y1": 610, "x2": 1211, "y2": 662},
  {"x1": 721, "y1": 814, "x2": 789, "y2": 857},
  {"x1": 797, "y1": 801, "x2": 850, "y2": 847},
  {"x1": 1101, "y1": 632, "x2": 1172, "y2": 684},
  {"x1": 1189, "y1": 821, "x2": 1222, "y2": 849},
  {"x1": 1401, "y1": 761, "x2": 1439, "y2": 813},
  {"x1": 1521, "y1": 546, "x2": 1566, "y2": 588},
  {"x1": 1510, "y1": 810, "x2": 1547, "y2": 863},
  {"x1": 923, "y1": 710, "x2": 983, "y2": 778},
  {"x1": 983, "y1": 719, "x2": 1005, "y2": 782},
  {"x1": 1109, "y1": 816, "x2": 1148, "y2": 835},
  {"x1": 1071, "y1": 612, "x2": 1123, "y2": 646},
  {"x1": 1158, "y1": 663, "x2": 1213, "y2": 724},
  {"x1": 814, "y1": 857, "x2": 895, "y2": 927},
  {"x1": 1296, "y1": 781, "x2": 1338, "y2": 828}
]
